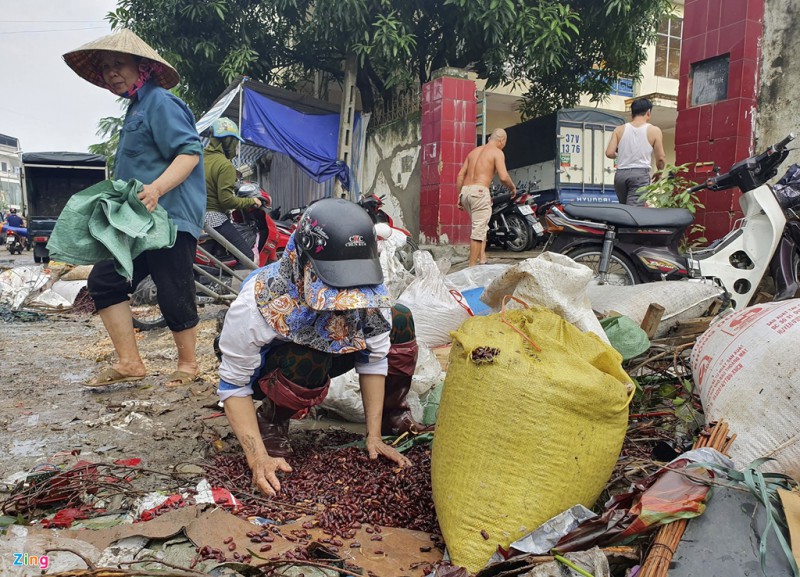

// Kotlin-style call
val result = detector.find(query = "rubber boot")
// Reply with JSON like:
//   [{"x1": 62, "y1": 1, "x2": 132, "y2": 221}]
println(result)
[
  {"x1": 381, "y1": 339, "x2": 436, "y2": 436},
  {"x1": 256, "y1": 397, "x2": 296, "y2": 458}
]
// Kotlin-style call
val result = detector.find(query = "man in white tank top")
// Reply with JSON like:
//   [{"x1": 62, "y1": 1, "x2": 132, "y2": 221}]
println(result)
[{"x1": 605, "y1": 98, "x2": 666, "y2": 206}]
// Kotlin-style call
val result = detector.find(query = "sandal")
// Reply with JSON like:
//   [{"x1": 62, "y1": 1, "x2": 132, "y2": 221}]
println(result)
[
  {"x1": 164, "y1": 370, "x2": 202, "y2": 388},
  {"x1": 85, "y1": 367, "x2": 146, "y2": 388}
]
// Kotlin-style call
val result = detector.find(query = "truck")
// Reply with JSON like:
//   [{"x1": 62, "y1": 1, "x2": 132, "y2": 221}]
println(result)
[
  {"x1": 21, "y1": 152, "x2": 107, "y2": 263},
  {"x1": 503, "y1": 108, "x2": 625, "y2": 204}
]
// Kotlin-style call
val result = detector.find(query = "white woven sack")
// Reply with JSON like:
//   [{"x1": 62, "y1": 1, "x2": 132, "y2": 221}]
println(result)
[
  {"x1": 396, "y1": 251, "x2": 471, "y2": 347},
  {"x1": 690, "y1": 299, "x2": 800, "y2": 479},
  {"x1": 588, "y1": 280, "x2": 723, "y2": 338},
  {"x1": 480, "y1": 252, "x2": 609, "y2": 343}
]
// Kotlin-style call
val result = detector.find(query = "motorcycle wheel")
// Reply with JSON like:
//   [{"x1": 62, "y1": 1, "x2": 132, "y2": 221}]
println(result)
[
  {"x1": 504, "y1": 214, "x2": 533, "y2": 252},
  {"x1": 395, "y1": 237, "x2": 418, "y2": 271},
  {"x1": 130, "y1": 275, "x2": 168, "y2": 330},
  {"x1": 568, "y1": 246, "x2": 639, "y2": 286}
]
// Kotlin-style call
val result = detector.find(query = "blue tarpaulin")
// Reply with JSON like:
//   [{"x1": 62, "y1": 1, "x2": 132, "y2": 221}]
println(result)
[{"x1": 241, "y1": 88, "x2": 351, "y2": 189}]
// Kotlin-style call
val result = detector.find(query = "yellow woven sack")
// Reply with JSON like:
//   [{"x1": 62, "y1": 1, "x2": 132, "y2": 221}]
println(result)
[{"x1": 431, "y1": 306, "x2": 632, "y2": 572}]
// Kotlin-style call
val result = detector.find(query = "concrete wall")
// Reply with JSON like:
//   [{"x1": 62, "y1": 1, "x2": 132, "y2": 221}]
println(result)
[
  {"x1": 362, "y1": 113, "x2": 421, "y2": 240},
  {"x1": 757, "y1": 0, "x2": 800, "y2": 166}
]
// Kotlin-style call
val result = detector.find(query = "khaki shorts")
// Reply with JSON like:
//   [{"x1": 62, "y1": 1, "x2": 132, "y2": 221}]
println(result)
[{"x1": 459, "y1": 185, "x2": 492, "y2": 241}]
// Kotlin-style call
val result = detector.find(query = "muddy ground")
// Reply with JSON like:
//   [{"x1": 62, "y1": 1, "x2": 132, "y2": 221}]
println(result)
[
  {"x1": 0, "y1": 249, "x2": 283, "y2": 486},
  {"x1": 0, "y1": 244, "x2": 536, "y2": 487},
  {"x1": 0, "y1": 289, "x2": 226, "y2": 483}
]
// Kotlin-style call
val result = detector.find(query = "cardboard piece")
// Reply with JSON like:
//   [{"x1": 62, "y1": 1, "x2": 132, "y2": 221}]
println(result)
[
  {"x1": 23, "y1": 505, "x2": 204, "y2": 551},
  {"x1": 779, "y1": 489, "x2": 800, "y2": 568},
  {"x1": 21, "y1": 506, "x2": 443, "y2": 575},
  {"x1": 265, "y1": 516, "x2": 443, "y2": 576}
]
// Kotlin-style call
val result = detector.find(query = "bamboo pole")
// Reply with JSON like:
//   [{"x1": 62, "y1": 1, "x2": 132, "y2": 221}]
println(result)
[{"x1": 637, "y1": 420, "x2": 733, "y2": 577}]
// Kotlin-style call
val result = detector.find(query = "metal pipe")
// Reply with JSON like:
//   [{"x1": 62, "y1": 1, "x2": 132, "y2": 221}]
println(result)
[{"x1": 201, "y1": 223, "x2": 258, "y2": 269}]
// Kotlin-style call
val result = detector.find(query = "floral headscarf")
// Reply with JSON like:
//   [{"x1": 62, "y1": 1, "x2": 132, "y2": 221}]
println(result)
[{"x1": 254, "y1": 234, "x2": 392, "y2": 354}]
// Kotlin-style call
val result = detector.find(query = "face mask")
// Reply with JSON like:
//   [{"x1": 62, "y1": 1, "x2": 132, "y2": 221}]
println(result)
[{"x1": 222, "y1": 138, "x2": 239, "y2": 160}]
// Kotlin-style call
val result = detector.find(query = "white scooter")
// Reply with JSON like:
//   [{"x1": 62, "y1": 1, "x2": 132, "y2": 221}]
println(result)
[{"x1": 544, "y1": 134, "x2": 800, "y2": 310}]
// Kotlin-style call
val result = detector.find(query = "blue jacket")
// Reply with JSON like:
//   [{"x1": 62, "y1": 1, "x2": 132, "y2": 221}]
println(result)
[{"x1": 115, "y1": 80, "x2": 206, "y2": 238}]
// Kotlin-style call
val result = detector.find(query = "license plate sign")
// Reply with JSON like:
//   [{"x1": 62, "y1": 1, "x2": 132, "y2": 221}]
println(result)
[
  {"x1": 532, "y1": 221, "x2": 544, "y2": 234},
  {"x1": 518, "y1": 204, "x2": 533, "y2": 215}
]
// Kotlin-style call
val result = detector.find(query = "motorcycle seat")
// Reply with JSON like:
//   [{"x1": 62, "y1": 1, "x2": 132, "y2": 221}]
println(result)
[
  {"x1": 274, "y1": 219, "x2": 295, "y2": 229},
  {"x1": 563, "y1": 203, "x2": 694, "y2": 228},
  {"x1": 492, "y1": 192, "x2": 515, "y2": 205}
]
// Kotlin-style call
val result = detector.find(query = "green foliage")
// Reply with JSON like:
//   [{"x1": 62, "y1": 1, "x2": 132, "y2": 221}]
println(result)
[
  {"x1": 640, "y1": 163, "x2": 708, "y2": 248},
  {"x1": 105, "y1": 0, "x2": 672, "y2": 120},
  {"x1": 88, "y1": 112, "x2": 126, "y2": 175}
]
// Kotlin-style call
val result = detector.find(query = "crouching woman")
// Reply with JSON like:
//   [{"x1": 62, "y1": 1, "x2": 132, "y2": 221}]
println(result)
[{"x1": 216, "y1": 198, "x2": 431, "y2": 496}]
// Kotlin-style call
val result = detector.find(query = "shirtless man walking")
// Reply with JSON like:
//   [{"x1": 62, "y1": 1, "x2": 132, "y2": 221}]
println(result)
[{"x1": 457, "y1": 128, "x2": 516, "y2": 267}]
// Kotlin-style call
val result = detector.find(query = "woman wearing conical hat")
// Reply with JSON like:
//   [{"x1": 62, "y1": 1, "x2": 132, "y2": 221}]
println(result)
[{"x1": 63, "y1": 29, "x2": 206, "y2": 388}]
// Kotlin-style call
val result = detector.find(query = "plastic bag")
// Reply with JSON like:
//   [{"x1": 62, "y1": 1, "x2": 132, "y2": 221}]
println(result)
[
  {"x1": 774, "y1": 163, "x2": 800, "y2": 210},
  {"x1": 397, "y1": 251, "x2": 471, "y2": 347},
  {"x1": 319, "y1": 342, "x2": 442, "y2": 423},
  {"x1": 599, "y1": 315, "x2": 651, "y2": 360},
  {"x1": 447, "y1": 264, "x2": 512, "y2": 317},
  {"x1": 555, "y1": 448, "x2": 734, "y2": 552},
  {"x1": 378, "y1": 231, "x2": 414, "y2": 299},
  {"x1": 446, "y1": 264, "x2": 512, "y2": 293}
]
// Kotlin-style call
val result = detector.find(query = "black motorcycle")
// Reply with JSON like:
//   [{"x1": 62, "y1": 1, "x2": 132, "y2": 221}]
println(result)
[
  {"x1": 543, "y1": 135, "x2": 800, "y2": 311},
  {"x1": 486, "y1": 185, "x2": 544, "y2": 252}
]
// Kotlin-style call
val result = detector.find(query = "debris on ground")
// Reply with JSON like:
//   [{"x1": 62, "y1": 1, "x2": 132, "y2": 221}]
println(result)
[{"x1": 2, "y1": 253, "x2": 800, "y2": 577}]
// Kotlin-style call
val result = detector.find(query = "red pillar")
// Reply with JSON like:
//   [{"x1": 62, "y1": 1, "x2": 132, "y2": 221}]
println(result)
[
  {"x1": 675, "y1": 0, "x2": 764, "y2": 241},
  {"x1": 420, "y1": 70, "x2": 477, "y2": 244}
]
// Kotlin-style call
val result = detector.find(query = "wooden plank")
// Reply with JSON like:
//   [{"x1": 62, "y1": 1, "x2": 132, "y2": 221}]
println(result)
[
  {"x1": 706, "y1": 297, "x2": 724, "y2": 317},
  {"x1": 640, "y1": 303, "x2": 666, "y2": 338},
  {"x1": 667, "y1": 317, "x2": 714, "y2": 337},
  {"x1": 753, "y1": 291, "x2": 773, "y2": 305}
]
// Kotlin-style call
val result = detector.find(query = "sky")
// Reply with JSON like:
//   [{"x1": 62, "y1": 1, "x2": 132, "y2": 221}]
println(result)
[{"x1": 0, "y1": 0, "x2": 126, "y2": 153}]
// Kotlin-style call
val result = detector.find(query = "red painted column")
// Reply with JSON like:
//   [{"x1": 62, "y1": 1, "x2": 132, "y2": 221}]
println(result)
[
  {"x1": 675, "y1": 0, "x2": 764, "y2": 241},
  {"x1": 420, "y1": 70, "x2": 477, "y2": 244}
]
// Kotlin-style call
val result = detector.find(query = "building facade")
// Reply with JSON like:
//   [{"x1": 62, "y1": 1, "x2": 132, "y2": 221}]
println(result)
[
  {"x1": 413, "y1": 3, "x2": 686, "y2": 243},
  {"x1": 477, "y1": 1, "x2": 684, "y2": 168},
  {"x1": 0, "y1": 133, "x2": 22, "y2": 210}
]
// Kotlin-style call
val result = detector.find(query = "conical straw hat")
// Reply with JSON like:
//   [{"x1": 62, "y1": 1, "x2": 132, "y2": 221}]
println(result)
[{"x1": 63, "y1": 28, "x2": 180, "y2": 90}]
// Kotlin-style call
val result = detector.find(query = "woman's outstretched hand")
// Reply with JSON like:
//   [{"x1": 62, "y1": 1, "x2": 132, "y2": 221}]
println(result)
[
  {"x1": 365, "y1": 435, "x2": 412, "y2": 468},
  {"x1": 249, "y1": 454, "x2": 293, "y2": 497}
]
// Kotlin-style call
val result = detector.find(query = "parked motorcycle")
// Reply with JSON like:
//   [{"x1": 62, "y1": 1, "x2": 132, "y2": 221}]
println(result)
[
  {"x1": 357, "y1": 193, "x2": 418, "y2": 270},
  {"x1": 269, "y1": 205, "x2": 305, "y2": 229},
  {"x1": 131, "y1": 181, "x2": 283, "y2": 330},
  {"x1": 543, "y1": 133, "x2": 800, "y2": 311},
  {"x1": 486, "y1": 184, "x2": 545, "y2": 252}
]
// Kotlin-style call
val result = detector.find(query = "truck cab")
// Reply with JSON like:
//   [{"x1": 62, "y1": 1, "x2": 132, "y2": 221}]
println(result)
[{"x1": 21, "y1": 152, "x2": 107, "y2": 263}]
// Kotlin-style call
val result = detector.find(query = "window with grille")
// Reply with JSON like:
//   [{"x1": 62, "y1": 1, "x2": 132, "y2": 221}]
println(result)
[{"x1": 655, "y1": 16, "x2": 682, "y2": 79}]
